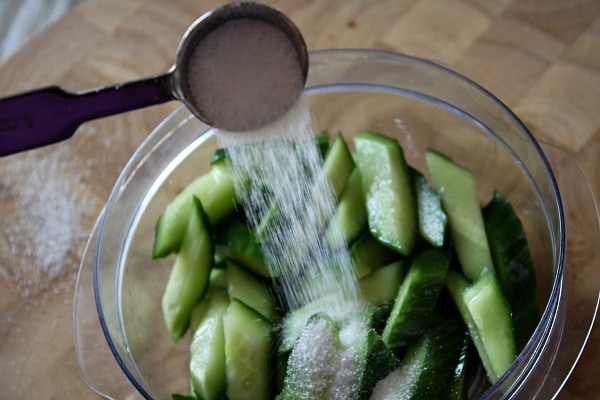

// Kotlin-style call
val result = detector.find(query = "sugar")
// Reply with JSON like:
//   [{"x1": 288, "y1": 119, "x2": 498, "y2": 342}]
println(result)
[
  {"x1": 186, "y1": 18, "x2": 304, "y2": 132},
  {"x1": 218, "y1": 98, "x2": 377, "y2": 397},
  {"x1": 0, "y1": 145, "x2": 86, "y2": 297},
  {"x1": 217, "y1": 99, "x2": 360, "y2": 312},
  {"x1": 370, "y1": 361, "x2": 417, "y2": 400}
]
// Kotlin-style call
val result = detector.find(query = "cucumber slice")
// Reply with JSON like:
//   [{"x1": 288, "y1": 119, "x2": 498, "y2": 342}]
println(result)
[
  {"x1": 425, "y1": 150, "x2": 494, "y2": 280},
  {"x1": 443, "y1": 329, "x2": 470, "y2": 400},
  {"x1": 190, "y1": 290, "x2": 229, "y2": 400},
  {"x1": 316, "y1": 131, "x2": 331, "y2": 157},
  {"x1": 463, "y1": 270, "x2": 516, "y2": 382},
  {"x1": 280, "y1": 313, "x2": 341, "y2": 400},
  {"x1": 257, "y1": 133, "x2": 353, "y2": 242},
  {"x1": 226, "y1": 260, "x2": 277, "y2": 322},
  {"x1": 326, "y1": 169, "x2": 368, "y2": 245},
  {"x1": 153, "y1": 162, "x2": 236, "y2": 258},
  {"x1": 172, "y1": 394, "x2": 197, "y2": 400},
  {"x1": 354, "y1": 132, "x2": 417, "y2": 255},
  {"x1": 321, "y1": 133, "x2": 355, "y2": 199},
  {"x1": 223, "y1": 300, "x2": 273, "y2": 400},
  {"x1": 161, "y1": 196, "x2": 214, "y2": 342},
  {"x1": 483, "y1": 192, "x2": 539, "y2": 346},
  {"x1": 214, "y1": 214, "x2": 272, "y2": 278},
  {"x1": 381, "y1": 249, "x2": 451, "y2": 349},
  {"x1": 278, "y1": 295, "x2": 338, "y2": 353},
  {"x1": 189, "y1": 269, "x2": 228, "y2": 334},
  {"x1": 350, "y1": 329, "x2": 400, "y2": 400},
  {"x1": 446, "y1": 269, "x2": 516, "y2": 384},
  {"x1": 359, "y1": 260, "x2": 406, "y2": 306},
  {"x1": 411, "y1": 168, "x2": 447, "y2": 248},
  {"x1": 371, "y1": 318, "x2": 467, "y2": 400},
  {"x1": 351, "y1": 231, "x2": 399, "y2": 279}
]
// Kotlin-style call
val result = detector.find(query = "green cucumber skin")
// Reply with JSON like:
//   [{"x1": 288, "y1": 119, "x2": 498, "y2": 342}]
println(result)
[
  {"x1": 223, "y1": 300, "x2": 274, "y2": 400},
  {"x1": 483, "y1": 192, "x2": 539, "y2": 347},
  {"x1": 425, "y1": 150, "x2": 494, "y2": 281},
  {"x1": 214, "y1": 214, "x2": 272, "y2": 278},
  {"x1": 153, "y1": 162, "x2": 236, "y2": 258},
  {"x1": 350, "y1": 329, "x2": 400, "y2": 400},
  {"x1": 161, "y1": 196, "x2": 214, "y2": 342},
  {"x1": 354, "y1": 132, "x2": 417, "y2": 256},
  {"x1": 463, "y1": 270, "x2": 516, "y2": 382},
  {"x1": 446, "y1": 269, "x2": 516, "y2": 384},
  {"x1": 372, "y1": 318, "x2": 467, "y2": 400},
  {"x1": 382, "y1": 249, "x2": 451, "y2": 349},
  {"x1": 443, "y1": 329, "x2": 470, "y2": 400}
]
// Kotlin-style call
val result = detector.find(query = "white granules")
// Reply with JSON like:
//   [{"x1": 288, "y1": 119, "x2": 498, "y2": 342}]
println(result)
[
  {"x1": 217, "y1": 99, "x2": 360, "y2": 313},
  {"x1": 186, "y1": 17, "x2": 304, "y2": 132},
  {"x1": 0, "y1": 145, "x2": 86, "y2": 298},
  {"x1": 218, "y1": 98, "x2": 373, "y2": 397}
]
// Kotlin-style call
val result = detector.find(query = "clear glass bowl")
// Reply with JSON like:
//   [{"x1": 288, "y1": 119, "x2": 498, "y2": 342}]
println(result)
[{"x1": 74, "y1": 49, "x2": 599, "y2": 400}]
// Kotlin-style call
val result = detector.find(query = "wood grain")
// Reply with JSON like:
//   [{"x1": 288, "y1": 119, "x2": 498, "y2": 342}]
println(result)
[{"x1": 0, "y1": 1, "x2": 597, "y2": 399}]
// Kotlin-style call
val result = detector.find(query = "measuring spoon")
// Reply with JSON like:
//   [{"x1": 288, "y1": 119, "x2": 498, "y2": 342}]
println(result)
[{"x1": 0, "y1": 2, "x2": 308, "y2": 156}]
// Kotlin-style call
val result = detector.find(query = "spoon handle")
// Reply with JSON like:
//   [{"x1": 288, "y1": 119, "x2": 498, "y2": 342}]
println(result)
[{"x1": 0, "y1": 73, "x2": 174, "y2": 156}]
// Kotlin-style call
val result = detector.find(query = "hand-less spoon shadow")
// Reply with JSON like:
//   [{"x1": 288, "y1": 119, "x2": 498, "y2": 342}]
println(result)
[{"x1": 0, "y1": 2, "x2": 308, "y2": 156}]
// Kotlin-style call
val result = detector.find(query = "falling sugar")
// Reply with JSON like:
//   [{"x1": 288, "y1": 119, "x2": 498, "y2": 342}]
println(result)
[
  {"x1": 186, "y1": 18, "x2": 305, "y2": 132},
  {"x1": 217, "y1": 99, "x2": 362, "y2": 314}
]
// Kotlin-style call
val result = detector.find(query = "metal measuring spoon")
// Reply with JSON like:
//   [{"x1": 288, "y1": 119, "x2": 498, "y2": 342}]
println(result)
[{"x1": 0, "y1": 2, "x2": 308, "y2": 156}]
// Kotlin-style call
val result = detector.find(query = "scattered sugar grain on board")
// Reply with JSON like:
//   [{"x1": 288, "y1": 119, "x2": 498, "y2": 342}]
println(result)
[{"x1": 0, "y1": 145, "x2": 85, "y2": 297}]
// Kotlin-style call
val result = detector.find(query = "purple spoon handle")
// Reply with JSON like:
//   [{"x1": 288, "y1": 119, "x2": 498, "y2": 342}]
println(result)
[{"x1": 0, "y1": 72, "x2": 174, "y2": 156}]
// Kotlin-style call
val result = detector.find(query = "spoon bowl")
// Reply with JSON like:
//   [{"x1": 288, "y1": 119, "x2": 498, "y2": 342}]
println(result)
[{"x1": 0, "y1": 2, "x2": 308, "y2": 156}]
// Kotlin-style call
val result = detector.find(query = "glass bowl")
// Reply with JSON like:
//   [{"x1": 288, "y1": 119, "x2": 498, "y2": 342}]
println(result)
[{"x1": 74, "y1": 49, "x2": 599, "y2": 400}]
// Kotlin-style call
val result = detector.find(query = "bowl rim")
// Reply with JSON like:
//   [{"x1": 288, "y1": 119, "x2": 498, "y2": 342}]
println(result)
[{"x1": 93, "y1": 48, "x2": 566, "y2": 400}]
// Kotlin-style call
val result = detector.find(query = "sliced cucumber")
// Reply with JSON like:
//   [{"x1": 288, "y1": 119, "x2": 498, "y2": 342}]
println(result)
[
  {"x1": 483, "y1": 191, "x2": 539, "y2": 346},
  {"x1": 326, "y1": 169, "x2": 367, "y2": 245},
  {"x1": 278, "y1": 295, "x2": 337, "y2": 353},
  {"x1": 223, "y1": 300, "x2": 273, "y2": 400},
  {"x1": 189, "y1": 268, "x2": 228, "y2": 334},
  {"x1": 411, "y1": 168, "x2": 447, "y2": 248},
  {"x1": 354, "y1": 132, "x2": 417, "y2": 255},
  {"x1": 321, "y1": 133, "x2": 355, "y2": 199},
  {"x1": 316, "y1": 131, "x2": 331, "y2": 157},
  {"x1": 226, "y1": 260, "x2": 277, "y2": 322},
  {"x1": 214, "y1": 214, "x2": 272, "y2": 278},
  {"x1": 153, "y1": 162, "x2": 236, "y2": 258},
  {"x1": 446, "y1": 269, "x2": 516, "y2": 384},
  {"x1": 425, "y1": 150, "x2": 494, "y2": 280},
  {"x1": 443, "y1": 327, "x2": 470, "y2": 400},
  {"x1": 161, "y1": 196, "x2": 214, "y2": 342},
  {"x1": 359, "y1": 260, "x2": 406, "y2": 306},
  {"x1": 371, "y1": 318, "x2": 467, "y2": 400},
  {"x1": 190, "y1": 290, "x2": 229, "y2": 400},
  {"x1": 351, "y1": 231, "x2": 399, "y2": 279},
  {"x1": 350, "y1": 329, "x2": 400, "y2": 400},
  {"x1": 463, "y1": 270, "x2": 516, "y2": 382},
  {"x1": 280, "y1": 313, "x2": 340, "y2": 400},
  {"x1": 381, "y1": 249, "x2": 451, "y2": 349}
]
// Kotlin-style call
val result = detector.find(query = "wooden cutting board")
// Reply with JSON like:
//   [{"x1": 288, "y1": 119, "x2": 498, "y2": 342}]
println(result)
[{"x1": 0, "y1": 0, "x2": 598, "y2": 399}]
